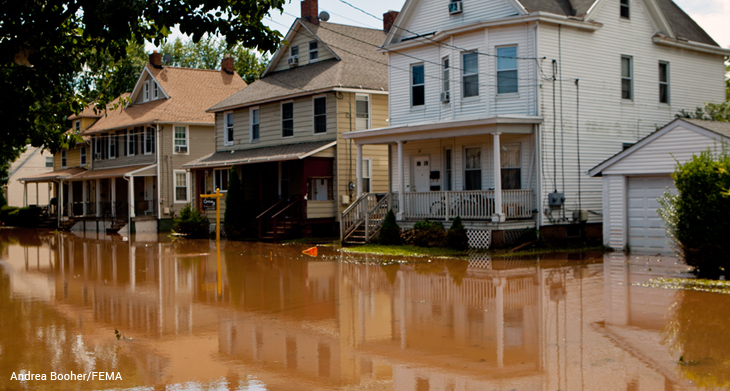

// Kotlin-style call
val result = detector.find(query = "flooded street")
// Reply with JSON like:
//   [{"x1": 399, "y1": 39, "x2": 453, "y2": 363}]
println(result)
[{"x1": 0, "y1": 228, "x2": 728, "y2": 390}]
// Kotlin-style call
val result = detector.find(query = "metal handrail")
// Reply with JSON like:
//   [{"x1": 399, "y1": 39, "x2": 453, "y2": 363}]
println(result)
[
  {"x1": 270, "y1": 196, "x2": 302, "y2": 219},
  {"x1": 256, "y1": 199, "x2": 285, "y2": 220}
]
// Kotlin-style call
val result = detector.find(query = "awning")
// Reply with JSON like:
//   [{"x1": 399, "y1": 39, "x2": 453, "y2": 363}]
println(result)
[
  {"x1": 182, "y1": 140, "x2": 336, "y2": 169},
  {"x1": 19, "y1": 167, "x2": 86, "y2": 183},
  {"x1": 69, "y1": 164, "x2": 153, "y2": 180}
]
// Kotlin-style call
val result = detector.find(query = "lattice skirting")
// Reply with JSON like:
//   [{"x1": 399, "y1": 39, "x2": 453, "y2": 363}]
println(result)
[
  {"x1": 467, "y1": 229, "x2": 490, "y2": 249},
  {"x1": 503, "y1": 228, "x2": 534, "y2": 247}
]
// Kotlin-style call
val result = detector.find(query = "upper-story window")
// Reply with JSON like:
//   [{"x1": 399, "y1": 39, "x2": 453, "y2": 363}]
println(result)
[
  {"x1": 356, "y1": 94, "x2": 370, "y2": 131},
  {"x1": 74, "y1": 120, "x2": 80, "y2": 131},
  {"x1": 94, "y1": 136, "x2": 103, "y2": 160},
  {"x1": 45, "y1": 157, "x2": 53, "y2": 168},
  {"x1": 621, "y1": 56, "x2": 633, "y2": 100},
  {"x1": 224, "y1": 112, "x2": 234, "y2": 146},
  {"x1": 659, "y1": 61, "x2": 669, "y2": 104},
  {"x1": 501, "y1": 143, "x2": 521, "y2": 189},
  {"x1": 291, "y1": 45, "x2": 299, "y2": 59},
  {"x1": 61, "y1": 150, "x2": 67, "y2": 168},
  {"x1": 497, "y1": 46, "x2": 518, "y2": 94},
  {"x1": 620, "y1": 0, "x2": 629, "y2": 19},
  {"x1": 152, "y1": 82, "x2": 159, "y2": 99},
  {"x1": 174, "y1": 125, "x2": 188, "y2": 154},
  {"x1": 250, "y1": 107, "x2": 260, "y2": 142},
  {"x1": 144, "y1": 81, "x2": 150, "y2": 102},
  {"x1": 411, "y1": 64, "x2": 425, "y2": 106},
  {"x1": 128, "y1": 128, "x2": 137, "y2": 156},
  {"x1": 309, "y1": 41, "x2": 318, "y2": 62},
  {"x1": 282, "y1": 102, "x2": 294, "y2": 137},
  {"x1": 442, "y1": 57, "x2": 450, "y2": 102},
  {"x1": 144, "y1": 127, "x2": 155, "y2": 154},
  {"x1": 109, "y1": 134, "x2": 117, "y2": 159},
  {"x1": 80, "y1": 146, "x2": 87, "y2": 166},
  {"x1": 462, "y1": 52, "x2": 479, "y2": 98},
  {"x1": 314, "y1": 97, "x2": 327, "y2": 134}
]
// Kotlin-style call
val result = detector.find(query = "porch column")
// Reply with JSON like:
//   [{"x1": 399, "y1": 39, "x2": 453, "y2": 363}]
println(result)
[
  {"x1": 356, "y1": 144, "x2": 363, "y2": 197},
  {"x1": 59, "y1": 180, "x2": 64, "y2": 219},
  {"x1": 492, "y1": 133, "x2": 505, "y2": 222},
  {"x1": 67, "y1": 181, "x2": 73, "y2": 217},
  {"x1": 396, "y1": 141, "x2": 405, "y2": 220},
  {"x1": 111, "y1": 178, "x2": 116, "y2": 217},
  {"x1": 95, "y1": 179, "x2": 101, "y2": 217},
  {"x1": 82, "y1": 180, "x2": 88, "y2": 216},
  {"x1": 35, "y1": 183, "x2": 39, "y2": 206},
  {"x1": 129, "y1": 176, "x2": 136, "y2": 218},
  {"x1": 23, "y1": 182, "x2": 27, "y2": 207}
]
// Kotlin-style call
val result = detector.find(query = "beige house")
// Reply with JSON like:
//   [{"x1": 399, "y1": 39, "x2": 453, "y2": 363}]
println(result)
[
  {"x1": 184, "y1": 0, "x2": 392, "y2": 240},
  {"x1": 5, "y1": 146, "x2": 54, "y2": 208}
]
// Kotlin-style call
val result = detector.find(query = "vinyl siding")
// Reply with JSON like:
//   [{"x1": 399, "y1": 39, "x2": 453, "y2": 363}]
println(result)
[
  {"x1": 54, "y1": 146, "x2": 84, "y2": 170},
  {"x1": 603, "y1": 174, "x2": 626, "y2": 249},
  {"x1": 271, "y1": 27, "x2": 336, "y2": 73},
  {"x1": 307, "y1": 200, "x2": 336, "y2": 218}
]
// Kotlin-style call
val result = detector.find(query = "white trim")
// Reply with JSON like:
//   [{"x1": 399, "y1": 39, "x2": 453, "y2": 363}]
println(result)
[
  {"x1": 173, "y1": 170, "x2": 190, "y2": 203},
  {"x1": 143, "y1": 80, "x2": 150, "y2": 102},
  {"x1": 80, "y1": 146, "x2": 87, "y2": 167},
  {"x1": 108, "y1": 132, "x2": 117, "y2": 159},
  {"x1": 127, "y1": 128, "x2": 136, "y2": 156},
  {"x1": 355, "y1": 93, "x2": 371, "y2": 131},
  {"x1": 308, "y1": 40, "x2": 319, "y2": 63},
  {"x1": 496, "y1": 45, "x2": 518, "y2": 95},
  {"x1": 61, "y1": 150, "x2": 67, "y2": 169},
  {"x1": 124, "y1": 164, "x2": 158, "y2": 178},
  {"x1": 282, "y1": 101, "x2": 295, "y2": 138},
  {"x1": 312, "y1": 95, "x2": 327, "y2": 134},
  {"x1": 333, "y1": 88, "x2": 388, "y2": 95},
  {"x1": 250, "y1": 106, "x2": 260, "y2": 143},
  {"x1": 224, "y1": 111, "x2": 234, "y2": 146},
  {"x1": 143, "y1": 126, "x2": 155, "y2": 155},
  {"x1": 126, "y1": 66, "x2": 170, "y2": 108},
  {"x1": 652, "y1": 35, "x2": 730, "y2": 56},
  {"x1": 363, "y1": 157, "x2": 373, "y2": 193},
  {"x1": 74, "y1": 120, "x2": 81, "y2": 131},
  {"x1": 621, "y1": 55, "x2": 633, "y2": 101},
  {"x1": 213, "y1": 168, "x2": 230, "y2": 193},
  {"x1": 172, "y1": 124, "x2": 189, "y2": 155}
]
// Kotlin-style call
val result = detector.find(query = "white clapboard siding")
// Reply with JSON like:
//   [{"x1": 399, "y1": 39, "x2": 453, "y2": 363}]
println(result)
[
  {"x1": 398, "y1": 0, "x2": 521, "y2": 39},
  {"x1": 603, "y1": 174, "x2": 626, "y2": 249}
]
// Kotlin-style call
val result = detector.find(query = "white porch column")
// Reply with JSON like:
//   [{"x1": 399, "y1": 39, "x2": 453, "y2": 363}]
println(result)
[
  {"x1": 95, "y1": 179, "x2": 101, "y2": 217},
  {"x1": 82, "y1": 180, "x2": 88, "y2": 216},
  {"x1": 111, "y1": 178, "x2": 116, "y2": 217},
  {"x1": 59, "y1": 180, "x2": 64, "y2": 219},
  {"x1": 356, "y1": 144, "x2": 363, "y2": 197},
  {"x1": 35, "y1": 183, "x2": 39, "y2": 206},
  {"x1": 129, "y1": 176, "x2": 136, "y2": 218},
  {"x1": 397, "y1": 141, "x2": 405, "y2": 220},
  {"x1": 23, "y1": 182, "x2": 28, "y2": 207},
  {"x1": 492, "y1": 133, "x2": 505, "y2": 222},
  {"x1": 68, "y1": 181, "x2": 74, "y2": 217}
]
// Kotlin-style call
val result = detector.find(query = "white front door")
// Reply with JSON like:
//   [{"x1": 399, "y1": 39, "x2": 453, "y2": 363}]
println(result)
[
  {"x1": 144, "y1": 177, "x2": 154, "y2": 213},
  {"x1": 413, "y1": 156, "x2": 430, "y2": 192}
]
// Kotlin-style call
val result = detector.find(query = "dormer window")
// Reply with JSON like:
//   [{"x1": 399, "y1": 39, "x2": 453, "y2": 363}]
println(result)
[
  {"x1": 309, "y1": 41, "x2": 318, "y2": 62},
  {"x1": 144, "y1": 81, "x2": 150, "y2": 101},
  {"x1": 152, "y1": 82, "x2": 159, "y2": 99},
  {"x1": 74, "y1": 120, "x2": 80, "y2": 131},
  {"x1": 291, "y1": 45, "x2": 299, "y2": 59},
  {"x1": 61, "y1": 150, "x2": 67, "y2": 168}
]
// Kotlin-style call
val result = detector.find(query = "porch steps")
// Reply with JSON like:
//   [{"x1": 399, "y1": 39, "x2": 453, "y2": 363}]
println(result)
[
  {"x1": 106, "y1": 219, "x2": 127, "y2": 234},
  {"x1": 36, "y1": 217, "x2": 58, "y2": 230},
  {"x1": 58, "y1": 219, "x2": 76, "y2": 231},
  {"x1": 260, "y1": 221, "x2": 297, "y2": 242},
  {"x1": 343, "y1": 225, "x2": 369, "y2": 245}
]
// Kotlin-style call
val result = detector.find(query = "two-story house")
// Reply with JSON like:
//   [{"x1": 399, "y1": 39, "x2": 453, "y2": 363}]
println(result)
[
  {"x1": 184, "y1": 0, "x2": 392, "y2": 240},
  {"x1": 341, "y1": 0, "x2": 729, "y2": 246},
  {"x1": 38, "y1": 53, "x2": 246, "y2": 234}
]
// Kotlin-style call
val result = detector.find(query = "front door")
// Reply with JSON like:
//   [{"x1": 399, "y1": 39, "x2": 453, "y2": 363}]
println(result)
[
  {"x1": 144, "y1": 177, "x2": 154, "y2": 214},
  {"x1": 413, "y1": 156, "x2": 430, "y2": 192}
]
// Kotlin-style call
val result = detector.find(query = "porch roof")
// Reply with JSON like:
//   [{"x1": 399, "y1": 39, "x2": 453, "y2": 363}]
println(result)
[
  {"x1": 69, "y1": 165, "x2": 152, "y2": 180},
  {"x1": 343, "y1": 116, "x2": 542, "y2": 144},
  {"x1": 19, "y1": 167, "x2": 86, "y2": 183},
  {"x1": 182, "y1": 141, "x2": 337, "y2": 169}
]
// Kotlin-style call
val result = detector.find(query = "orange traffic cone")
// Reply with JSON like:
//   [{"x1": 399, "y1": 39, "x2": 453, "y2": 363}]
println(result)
[{"x1": 302, "y1": 247, "x2": 318, "y2": 257}]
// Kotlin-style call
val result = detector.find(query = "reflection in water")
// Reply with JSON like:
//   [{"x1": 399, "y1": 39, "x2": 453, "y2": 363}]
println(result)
[{"x1": 0, "y1": 228, "x2": 727, "y2": 390}]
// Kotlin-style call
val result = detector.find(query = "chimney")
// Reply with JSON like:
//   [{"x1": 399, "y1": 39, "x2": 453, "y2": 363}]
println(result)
[
  {"x1": 221, "y1": 54, "x2": 234, "y2": 75},
  {"x1": 301, "y1": 0, "x2": 319, "y2": 25},
  {"x1": 383, "y1": 11, "x2": 399, "y2": 32},
  {"x1": 149, "y1": 51, "x2": 162, "y2": 68}
]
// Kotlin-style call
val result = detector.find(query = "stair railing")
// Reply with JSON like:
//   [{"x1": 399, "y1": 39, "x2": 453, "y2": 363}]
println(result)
[
  {"x1": 363, "y1": 193, "x2": 391, "y2": 243},
  {"x1": 269, "y1": 196, "x2": 302, "y2": 242},
  {"x1": 340, "y1": 193, "x2": 389, "y2": 243},
  {"x1": 257, "y1": 199, "x2": 286, "y2": 240}
]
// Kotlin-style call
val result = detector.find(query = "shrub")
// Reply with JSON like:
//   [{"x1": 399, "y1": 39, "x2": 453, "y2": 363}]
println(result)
[
  {"x1": 412, "y1": 220, "x2": 446, "y2": 247},
  {"x1": 173, "y1": 204, "x2": 209, "y2": 239},
  {"x1": 378, "y1": 209, "x2": 401, "y2": 245},
  {"x1": 0, "y1": 206, "x2": 41, "y2": 227},
  {"x1": 446, "y1": 216, "x2": 469, "y2": 250},
  {"x1": 658, "y1": 148, "x2": 730, "y2": 279}
]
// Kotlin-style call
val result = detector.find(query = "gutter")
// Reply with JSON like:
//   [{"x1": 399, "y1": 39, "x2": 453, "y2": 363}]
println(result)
[{"x1": 652, "y1": 35, "x2": 730, "y2": 56}]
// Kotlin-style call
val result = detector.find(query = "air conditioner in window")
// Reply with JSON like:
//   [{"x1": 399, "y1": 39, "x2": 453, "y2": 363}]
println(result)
[
  {"x1": 448, "y1": 1, "x2": 463, "y2": 14},
  {"x1": 175, "y1": 145, "x2": 188, "y2": 154},
  {"x1": 288, "y1": 56, "x2": 299, "y2": 67},
  {"x1": 440, "y1": 91, "x2": 450, "y2": 103}
]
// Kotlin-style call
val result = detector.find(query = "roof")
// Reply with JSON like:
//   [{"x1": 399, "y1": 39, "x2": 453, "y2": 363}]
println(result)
[
  {"x1": 683, "y1": 118, "x2": 730, "y2": 137},
  {"x1": 69, "y1": 165, "x2": 152, "y2": 180},
  {"x1": 68, "y1": 104, "x2": 102, "y2": 120},
  {"x1": 653, "y1": 0, "x2": 717, "y2": 46},
  {"x1": 208, "y1": 20, "x2": 388, "y2": 112},
  {"x1": 84, "y1": 64, "x2": 246, "y2": 134},
  {"x1": 19, "y1": 167, "x2": 86, "y2": 183},
  {"x1": 182, "y1": 141, "x2": 336, "y2": 169}
]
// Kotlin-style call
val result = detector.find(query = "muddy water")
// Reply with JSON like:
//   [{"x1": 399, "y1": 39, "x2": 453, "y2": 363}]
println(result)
[{"x1": 0, "y1": 228, "x2": 728, "y2": 390}]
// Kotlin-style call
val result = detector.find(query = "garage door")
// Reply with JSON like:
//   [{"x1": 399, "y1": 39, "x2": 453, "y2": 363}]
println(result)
[{"x1": 627, "y1": 176, "x2": 677, "y2": 253}]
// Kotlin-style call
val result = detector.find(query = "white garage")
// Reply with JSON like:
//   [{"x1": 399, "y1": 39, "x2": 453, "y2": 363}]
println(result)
[{"x1": 589, "y1": 118, "x2": 730, "y2": 253}]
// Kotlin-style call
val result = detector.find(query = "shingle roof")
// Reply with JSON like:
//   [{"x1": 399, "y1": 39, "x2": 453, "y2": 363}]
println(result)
[
  {"x1": 83, "y1": 65, "x2": 246, "y2": 134},
  {"x1": 70, "y1": 165, "x2": 151, "y2": 180},
  {"x1": 182, "y1": 140, "x2": 336, "y2": 169},
  {"x1": 68, "y1": 104, "x2": 102, "y2": 120},
  {"x1": 208, "y1": 21, "x2": 388, "y2": 112},
  {"x1": 19, "y1": 167, "x2": 86, "y2": 183},
  {"x1": 684, "y1": 119, "x2": 730, "y2": 138}
]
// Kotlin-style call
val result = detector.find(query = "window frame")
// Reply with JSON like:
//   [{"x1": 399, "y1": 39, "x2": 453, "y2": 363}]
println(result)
[
  {"x1": 94, "y1": 136, "x2": 103, "y2": 161},
  {"x1": 362, "y1": 158, "x2": 373, "y2": 193},
  {"x1": 45, "y1": 156, "x2": 53, "y2": 168},
  {"x1": 144, "y1": 127, "x2": 155, "y2": 155},
  {"x1": 127, "y1": 128, "x2": 136, "y2": 156},
  {"x1": 250, "y1": 106, "x2": 260, "y2": 143},
  {"x1": 173, "y1": 170, "x2": 190, "y2": 203},
  {"x1": 500, "y1": 143, "x2": 522, "y2": 190},
  {"x1": 658, "y1": 61, "x2": 670, "y2": 104},
  {"x1": 152, "y1": 81, "x2": 159, "y2": 99},
  {"x1": 620, "y1": 0, "x2": 630, "y2": 19},
  {"x1": 463, "y1": 146, "x2": 482, "y2": 190},
  {"x1": 61, "y1": 150, "x2": 67, "y2": 168},
  {"x1": 411, "y1": 63, "x2": 425, "y2": 107},
  {"x1": 173, "y1": 125, "x2": 189, "y2": 155},
  {"x1": 108, "y1": 133, "x2": 117, "y2": 159},
  {"x1": 621, "y1": 55, "x2": 633, "y2": 101},
  {"x1": 355, "y1": 94, "x2": 371, "y2": 131},
  {"x1": 309, "y1": 41, "x2": 319, "y2": 62},
  {"x1": 462, "y1": 51, "x2": 479, "y2": 98},
  {"x1": 442, "y1": 57, "x2": 450, "y2": 102},
  {"x1": 143, "y1": 81, "x2": 150, "y2": 102},
  {"x1": 290, "y1": 45, "x2": 299, "y2": 59},
  {"x1": 313, "y1": 96, "x2": 327, "y2": 134},
  {"x1": 224, "y1": 111, "x2": 234, "y2": 146},
  {"x1": 496, "y1": 46, "x2": 518, "y2": 95},
  {"x1": 74, "y1": 120, "x2": 81, "y2": 131},
  {"x1": 80, "y1": 146, "x2": 87, "y2": 166},
  {"x1": 444, "y1": 148, "x2": 453, "y2": 191},
  {"x1": 282, "y1": 101, "x2": 294, "y2": 138},
  {"x1": 213, "y1": 168, "x2": 230, "y2": 193}
]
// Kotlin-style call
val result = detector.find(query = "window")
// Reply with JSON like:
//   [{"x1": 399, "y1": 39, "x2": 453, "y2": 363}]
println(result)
[
  {"x1": 462, "y1": 52, "x2": 479, "y2": 97},
  {"x1": 61, "y1": 150, "x2": 67, "y2": 168},
  {"x1": 314, "y1": 97, "x2": 327, "y2": 134},
  {"x1": 356, "y1": 94, "x2": 370, "y2": 130},
  {"x1": 309, "y1": 41, "x2": 318, "y2": 62},
  {"x1": 250, "y1": 108, "x2": 260, "y2": 142},
  {"x1": 621, "y1": 56, "x2": 633, "y2": 100},
  {"x1": 80, "y1": 146, "x2": 87, "y2": 166},
  {"x1": 282, "y1": 102, "x2": 294, "y2": 137},
  {"x1": 144, "y1": 127, "x2": 155, "y2": 154},
  {"x1": 442, "y1": 57, "x2": 450, "y2": 102},
  {"x1": 291, "y1": 45, "x2": 299, "y2": 59},
  {"x1": 501, "y1": 143, "x2": 521, "y2": 189},
  {"x1": 464, "y1": 147, "x2": 481, "y2": 190},
  {"x1": 94, "y1": 137, "x2": 103, "y2": 160},
  {"x1": 362, "y1": 158, "x2": 372, "y2": 193},
  {"x1": 174, "y1": 171, "x2": 189, "y2": 203},
  {"x1": 144, "y1": 81, "x2": 150, "y2": 102},
  {"x1": 497, "y1": 46, "x2": 518, "y2": 94},
  {"x1": 74, "y1": 120, "x2": 80, "y2": 131},
  {"x1": 659, "y1": 61, "x2": 669, "y2": 104},
  {"x1": 214, "y1": 168, "x2": 229, "y2": 192},
  {"x1": 620, "y1": 0, "x2": 629, "y2": 19},
  {"x1": 444, "y1": 148, "x2": 452, "y2": 190},
  {"x1": 128, "y1": 128, "x2": 137, "y2": 156},
  {"x1": 152, "y1": 82, "x2": 159, "y2": 99},
  {"x1": 109, "y1": 134, "x2": 117, "y2": 159},
  {"x1": 45, "y1": 157, "x2": 53, "y2": 168},
  {"x1": 174, "y1": 126, "x2": 188, "y2": 154},
  {"x1": 224, "y1": 112, "x2": 234, "y2": 146},
  {"x1": 308, "y1": 178, "x2": 333, "y2": 200},
  {"x1": 411, "y1": 64, "x2": 425, "y2": 106}
]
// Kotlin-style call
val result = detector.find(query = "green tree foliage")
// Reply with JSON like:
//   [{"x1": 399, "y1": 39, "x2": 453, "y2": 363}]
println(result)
[
  {"x1": 658, "y1": 148, "x2": 730, "y2": 279},
  {"x1": 446, "y1": 216, "x2": 469, "y2": 250},
  {"x1": 378, "y1": 209, "x2": 401, "y2": 245},
  {"x1": 412, "y1": 220, "x2": 446, "y2": 248},
  {"x1": 77, "y1": 42, "x2": 149, "y2": 100},
  {"x1": 677, "y1": 102, "x2": 730, "y2": 122},
  {"x1": 224, "y1": 168, "x2": 246, "y2": 239},
  {"x1": 0, "y1": 0, "x2": 285, "y2": 171},
  {"x1": 172, "y1": 204, "x2": 209, "y2": 238}
]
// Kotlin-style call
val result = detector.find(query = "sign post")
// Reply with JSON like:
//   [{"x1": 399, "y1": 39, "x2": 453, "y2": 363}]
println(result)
[{"x1": 200, "y1": 188, "x2": 224, "y2": 295}]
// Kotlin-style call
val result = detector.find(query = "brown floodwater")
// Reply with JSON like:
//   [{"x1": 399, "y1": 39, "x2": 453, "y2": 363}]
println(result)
[{"x1": 0, "y1": 228, "x2": 728, "y2": 391}]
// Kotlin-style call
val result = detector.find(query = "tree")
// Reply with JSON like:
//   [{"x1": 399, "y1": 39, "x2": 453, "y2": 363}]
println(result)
[
  {"x1": 378, "y1": 209, "x2": 401, "y2": 245},
  {"x1": 677, "y1": 102, "x2": 730, "y2": 122},
  {"x1": 446, "y1": 216, "x2": 469, "y2": 250},
  {"x1": 1, "y1": 0, "x2": 285, "y2": 170}
]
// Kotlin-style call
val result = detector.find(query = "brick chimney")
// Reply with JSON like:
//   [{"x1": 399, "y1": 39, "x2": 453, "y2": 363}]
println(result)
[
  {"x1": 149, "y1": 51, "x2": 162, "y2": 68},
  {"x1": 383, "y1": 11, "x2": 399, "y2": 32},
  {"x1": 301, "y1": 0, "x2": 319, "y2": 25},
  {"x1": 221, "y1": 54, "x2": 234, "y2": 74}
]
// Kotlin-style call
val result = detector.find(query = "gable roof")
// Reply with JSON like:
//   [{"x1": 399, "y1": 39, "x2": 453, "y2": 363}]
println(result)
[
  {"x1": 68, "y1": 104, "x2": 101, "y2": 120},
  {"x1": 208, "y1": 20, "x2": 388, "y2": 112},
  {"x1": 83, "y1": 64, "x2": 246, "y2": 134}
]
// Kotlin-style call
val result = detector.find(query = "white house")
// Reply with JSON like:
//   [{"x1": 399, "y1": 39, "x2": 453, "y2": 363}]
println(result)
[
  {"x1": 342, "y1": 0, "x2": 729, "y2": 245},
  {"x1": 589, "y1": 118, "x2": 730, "y2": 253}
]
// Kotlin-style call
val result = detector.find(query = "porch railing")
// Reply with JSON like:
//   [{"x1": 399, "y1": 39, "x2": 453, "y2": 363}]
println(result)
[
  {"x1": 340, "y1": 193, "x2": 381, "y2": 241},
  {"x1": 400, "y1": 189, "x2": 533, "y2": 220}
]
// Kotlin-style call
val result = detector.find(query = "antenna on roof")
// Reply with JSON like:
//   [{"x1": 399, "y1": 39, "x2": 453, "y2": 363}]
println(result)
[
  {"x1": 163, "y1": 53, "x2": 173, "y2": 65},
  {"x1": 319, "y1": 11, "x2": 330, "y2": 22}
]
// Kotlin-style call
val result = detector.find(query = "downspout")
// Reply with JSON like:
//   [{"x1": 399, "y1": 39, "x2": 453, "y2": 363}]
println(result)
[
  {"x1": 156, "y1": 124, "x2": 162, "y2": 220},
  {"x1": 534, "y1": 21, "x2": 544, "y2": 229}
]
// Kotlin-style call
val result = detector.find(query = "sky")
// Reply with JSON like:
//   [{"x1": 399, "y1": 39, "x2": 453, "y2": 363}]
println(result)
[{"x1": 148, "y1": 0, "x2": 729, "y2": 52}]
